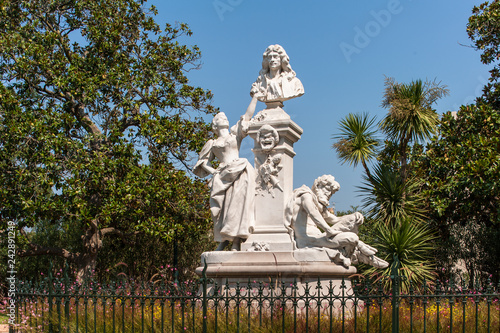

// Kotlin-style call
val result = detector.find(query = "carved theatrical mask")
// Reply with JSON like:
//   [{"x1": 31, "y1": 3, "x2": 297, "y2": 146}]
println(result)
[{"x1": 256, "y1": 124, "x2": 279, "y2": 152}]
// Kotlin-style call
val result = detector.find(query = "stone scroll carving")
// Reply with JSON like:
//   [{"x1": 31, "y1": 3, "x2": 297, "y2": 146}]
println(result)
[{"x1": 285, "y1": 175, "x2": 389, "y2": 269}]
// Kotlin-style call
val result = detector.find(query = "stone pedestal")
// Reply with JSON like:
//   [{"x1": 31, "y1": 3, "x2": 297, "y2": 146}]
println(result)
[
  {"x1": 196, "y1": 250, "x2": 356, "y2": 278},
  {"x1": 240, "y1": 105, "x2": 303, "y2": 251},
  {"x1": 195, "y1": 250, "x2": 357, "y2": 303}
]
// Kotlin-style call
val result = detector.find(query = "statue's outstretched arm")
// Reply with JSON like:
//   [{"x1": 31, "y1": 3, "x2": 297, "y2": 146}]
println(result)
[
  {"x1": 243, "y1": 95, "x2": 258, "y2": 121},
  {"x1": 232, "y1": 95, "x2": 259, "y2": 145}
]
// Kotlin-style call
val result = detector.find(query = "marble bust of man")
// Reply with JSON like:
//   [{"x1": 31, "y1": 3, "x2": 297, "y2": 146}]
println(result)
[{"x1": 250, "y1": 44, "x2": 304, "y2": 104}]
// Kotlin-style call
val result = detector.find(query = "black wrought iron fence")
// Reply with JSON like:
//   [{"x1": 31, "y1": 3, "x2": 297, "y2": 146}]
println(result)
[{"x1": 8, "y1": 260, "x2": 500, "y2": 332}]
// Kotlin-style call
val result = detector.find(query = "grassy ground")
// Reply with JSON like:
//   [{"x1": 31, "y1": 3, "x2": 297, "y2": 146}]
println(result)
[{"x1": 0, "y1": 313, "x2": 8, "y2": 324}]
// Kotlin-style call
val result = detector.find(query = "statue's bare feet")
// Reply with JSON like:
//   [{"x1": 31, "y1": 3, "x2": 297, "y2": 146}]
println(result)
[{"x1": 216, "y1": 240, "x2": 229, "y2": 251}]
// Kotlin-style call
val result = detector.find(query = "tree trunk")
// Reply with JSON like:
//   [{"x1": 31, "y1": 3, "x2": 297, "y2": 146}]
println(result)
[
  {"x1": 399, "y1": 134, "x2": 411, "y2": 182},
  {"x1": 18, "y1": 221, "x2": 104, "y2": 283},
  {"x1": 362, "y1": 160, "x2": 373, "y2": 183},
  {"x1": 75, "y1": 253, "x2": 98, "y2": 283},
  {"x1": 77, "y1": 219, "x2": 103, "y2": 282}
]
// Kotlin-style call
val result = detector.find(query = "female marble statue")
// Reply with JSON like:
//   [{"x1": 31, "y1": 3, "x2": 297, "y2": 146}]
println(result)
[
  {"x1": 250, "y1": 44, "x2": 304, "y2": 103},
  {"x1": 193, "y1": 97, "x2": 258, "y2": 251}
]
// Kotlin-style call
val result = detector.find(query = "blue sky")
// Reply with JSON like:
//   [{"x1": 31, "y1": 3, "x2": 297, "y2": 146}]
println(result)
[{"x1": 150, "y1": 0, "x2": 490, "y2": 211}]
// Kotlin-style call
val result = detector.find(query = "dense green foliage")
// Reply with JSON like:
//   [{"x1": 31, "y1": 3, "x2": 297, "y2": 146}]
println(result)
[
  {"x1": 359, "y1": 164, "x2": 426, "y2": 226},
  {"x1": 0, "y1": 0, "x2": 216, "y2": 281},
  {"x1": 418, "y1": 105, "x2": 500, "y2": 282},
  {"x1": 334, "y1": 84, "x2": 500, "y2": 284},
  {"x1": 468, "y1": 0, "x2": 500, "y2": 108}
]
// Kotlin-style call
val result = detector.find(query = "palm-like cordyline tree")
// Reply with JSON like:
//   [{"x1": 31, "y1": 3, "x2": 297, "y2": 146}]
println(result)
[
  {"x1": 331, "y1": 78, "x2": 447, "y2": 287},
  {"x1": 332, "y1": 113, "x2": 379, "y2": 181},
  {"x1": 381, "y1": 77, "x2": 449, "y2": 181},
  {"x1": 365, "y1": 216, "x2": 436, "y2": 292},
  {"x1": 359, "y1": 163, "x2": 427, "y2": 226}
]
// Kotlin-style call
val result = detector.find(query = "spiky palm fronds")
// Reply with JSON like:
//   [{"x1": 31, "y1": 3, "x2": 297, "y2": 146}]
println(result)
[
  {"x1": 359, "y1": 163, "x2": 427, "y2": 225},
  {"x1": 381, "y1": 78, "x2": 449, "y2": 144},
  {"x1": 365, "y1": 217, "x2": 436, "y2": 293},
  {"x1": 332, "y1": 113, "x2": 379, "y2": 180}
]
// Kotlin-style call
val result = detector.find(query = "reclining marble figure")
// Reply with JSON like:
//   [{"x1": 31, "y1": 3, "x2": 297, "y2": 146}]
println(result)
[{"x1": 285, "y1": 175, "x2": 389, "y2": 269}]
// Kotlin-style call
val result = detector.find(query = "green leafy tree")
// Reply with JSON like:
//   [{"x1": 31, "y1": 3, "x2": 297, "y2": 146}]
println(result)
[
  {"x1": 468, "y1": 0, "x2": 500, "y2": 108},
  {"x1": 332, "y1": 78, "x2": 447, "y2": 226},
  {"x1": 356, "y1": 163, "x2": 435, "y2": 288},
  {"x1": 332, "y1": 78, "x2": 447, "y2": 283},
  {"x1": 0, "y1": 0, "x2": 216, "y2": 280},
  {"x1": 332, "y1": 113, "x2": 379, "y2": 181},
  {"x1": 380, "y1": 77, "x2": 449, "y2": 181},
  {"x1": 418, "y1": 105, "x2": 500, "y2": 283}
]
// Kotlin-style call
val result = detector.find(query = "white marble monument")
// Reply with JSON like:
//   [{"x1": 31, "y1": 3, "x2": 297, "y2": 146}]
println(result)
[{"x1": 194, "y1": 44, "x2": 387, "y2": 291}]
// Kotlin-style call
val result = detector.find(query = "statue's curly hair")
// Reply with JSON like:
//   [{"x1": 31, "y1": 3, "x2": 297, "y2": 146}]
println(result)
[
  {"x1": 312, "y1": 175, "x2": 340, "y2": 194},
  {"x1": 259, "y1": 44, "x2": 296, "y2": 79}
]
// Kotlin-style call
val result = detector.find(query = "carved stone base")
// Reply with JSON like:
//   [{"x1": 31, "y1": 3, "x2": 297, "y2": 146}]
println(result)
[
  {"x1": 195, "y1": 250, "x2": 359, "y2": 313},
  {"x1": 196, "y1": 250, "x2": 356, "y2": 293},
  {"x1": 240, "y1": 229, "x2": 293, "y2": 251}
]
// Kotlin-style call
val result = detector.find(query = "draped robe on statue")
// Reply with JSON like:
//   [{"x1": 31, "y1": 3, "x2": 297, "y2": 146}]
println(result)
[{"x1": 193, "y1": 120, "x2": 256, "y2": 242}]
